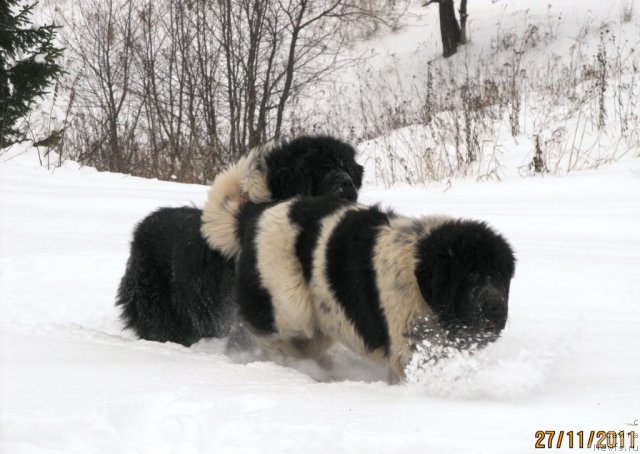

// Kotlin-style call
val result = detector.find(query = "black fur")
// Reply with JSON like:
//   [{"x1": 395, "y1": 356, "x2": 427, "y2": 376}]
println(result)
[
  {"x1": 235, "y1": 202, "x2": 277, "y2": 334},
  {"x1": 116, "y1": 207, "x2": 235, "y2": 346},
  {"x1": 116, "y1": 136, "x2": 364, "y2": 345},
  {"x1": 288, "y1": 196, "x2": 351, "y2": 282},
  {"x1": 326, "y1": 207, "x2": 392, "y2": 353}
]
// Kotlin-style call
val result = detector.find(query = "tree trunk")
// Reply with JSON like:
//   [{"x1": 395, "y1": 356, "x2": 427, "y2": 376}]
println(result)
[
  {"x1": 275, "y1": 0, "x2": 307, "y2": 139},
  {"x1": 438, "y1": 0, "x2": 460, "y2": 58},
  {"x1": 459, "y1": 0, "x2": 468, "y2": 45}
]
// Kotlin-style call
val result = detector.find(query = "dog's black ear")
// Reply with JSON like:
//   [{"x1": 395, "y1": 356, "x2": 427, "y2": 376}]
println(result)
[
  {"x1": 414, "y1": 236, "x2": 451, "y2": 315},
  {"x1": 414, "y1": 247, "x2": 432, "y2": 305},
  {"x1": 267, "y1": 162, "x2": 311, "y2": 199}
]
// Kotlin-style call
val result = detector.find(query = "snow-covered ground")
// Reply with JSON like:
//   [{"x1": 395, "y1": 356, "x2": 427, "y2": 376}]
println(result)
[
  {"x1": 1, "y1": 145, "x2": 639, "y2": 453},
  {"x1": 3, "y1": 0, "x2": 640, "y2": 451}
]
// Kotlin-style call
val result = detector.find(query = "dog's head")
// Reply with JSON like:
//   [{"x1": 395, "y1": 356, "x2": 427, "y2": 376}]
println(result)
[
  {"x1": 415, "y1": 220, "x2": 515, "y2": 346},
  {"x1": 264, "y1": 136, "x2": 364, "y2": 202}
]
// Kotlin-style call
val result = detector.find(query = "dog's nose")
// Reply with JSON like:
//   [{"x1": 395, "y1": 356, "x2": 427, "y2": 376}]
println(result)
[
  {"x1": 481, "y1": 288, "x2": 507, "y2": 329},
  {"x1": 319, "y1": 170, "x2": 358, "y2": 201},
  {"x1": 338, "y1": 181, "x2": 357, "y2": 201}
]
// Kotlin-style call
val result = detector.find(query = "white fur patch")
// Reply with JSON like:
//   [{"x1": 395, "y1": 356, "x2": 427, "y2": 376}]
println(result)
[
  {"x1": 309, "y1": 206, "x2": 378, "y2": 359},
  {"x1": 373, "y1": 215, "x2": 452, "y2": 381},
  {"x1": 236, "y1": 140, "x2": 278, "y2": 203},
  {"x1": 201, "y1": 140, "x2": 282, "y2": 258},
  {"x1": 201, "y1": 163, "x2": 248, "y2": 259},
  {"x1": 254, "y1": 200, "x2": 318, "y2": 339}
]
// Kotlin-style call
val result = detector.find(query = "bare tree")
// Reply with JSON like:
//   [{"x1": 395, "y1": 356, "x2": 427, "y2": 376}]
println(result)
[
  {"x1": 63, "y1": 0, "x2": 141, "y2": 173},
  {"x1": 425, "y1": 0, "x2": 467, "y2": 58},
  {"x1": 60, "y1": 0, "x2": 407, "y2": 182},
  {"x1": 212, "y1": 0, "x2": 355, "y2": 156},
  {"x1": 459, "y1": 0, "x2": 468, "y2": 44}
]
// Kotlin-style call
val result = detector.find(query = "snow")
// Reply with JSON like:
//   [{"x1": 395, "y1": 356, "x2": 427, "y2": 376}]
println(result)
[
  {"x1": 3, "y1": 0, "x2": 640, "y2": 451},
  {"x1": 1, "y1": 143, "x2": 639, "y2": 453}
]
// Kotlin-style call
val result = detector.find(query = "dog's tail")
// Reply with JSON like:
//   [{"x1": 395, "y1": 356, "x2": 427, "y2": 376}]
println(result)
[
  {"x1": 201, "y1": 161, "x2": 248, "y2": 259},
  {"x1": 237, "y1": 140, "x2": 277, "y2": 203},
  {"x1": 200, "y1": 141, "x2": 277, "y2": 259}
]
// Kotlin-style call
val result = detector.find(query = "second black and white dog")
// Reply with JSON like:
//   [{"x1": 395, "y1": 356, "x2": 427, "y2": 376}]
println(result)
[
  {"x1": 203, "y1": 161, "x2": 516, "y2": 382},
  {"x1": 116, "y1": 136, "x2": 364, "y2": 346}
]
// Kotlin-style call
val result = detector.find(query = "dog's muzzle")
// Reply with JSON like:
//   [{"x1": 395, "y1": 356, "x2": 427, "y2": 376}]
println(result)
[
  {"x1": 319, "y1": 169, "x2": 358, "y2": 201},
  {"x1": 479, "y1": 285, "x2": 508, "y2": 332}
]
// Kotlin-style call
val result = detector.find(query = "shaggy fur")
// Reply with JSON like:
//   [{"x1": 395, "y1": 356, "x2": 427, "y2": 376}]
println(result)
[
  {"x1": 116, "y1": 136, "x2": 364, "y2": 346},
  {"x1": 203, "y1": 168, "x2": 515, "y2": 382}
]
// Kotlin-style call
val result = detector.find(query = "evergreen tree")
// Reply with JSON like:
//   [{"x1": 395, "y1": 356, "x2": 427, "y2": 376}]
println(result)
[{"x1": 0, "y1": 0, "x2": 63, "y2": 147}]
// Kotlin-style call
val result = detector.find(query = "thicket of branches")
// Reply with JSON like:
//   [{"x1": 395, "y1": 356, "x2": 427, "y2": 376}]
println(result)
[
  {"x1": 57, "y1": 0, "x2": 405, "y2": 183},
  {"x1": 353, "y1": 17, "x2": 640, "y2": 186}
]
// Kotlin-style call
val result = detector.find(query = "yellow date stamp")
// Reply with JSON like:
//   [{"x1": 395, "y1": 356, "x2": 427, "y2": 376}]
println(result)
[{"x1": 534, "y1": 430, "x2": 637, "y2": 449}]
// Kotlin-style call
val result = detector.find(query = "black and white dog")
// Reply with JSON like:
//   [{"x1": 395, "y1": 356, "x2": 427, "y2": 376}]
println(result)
[
  {"x1": 202, "y1": 163, "x2": 516, "y2": 382},
  {"x1": 116, "y1": 136, "x2": 364, "y2": 346}
]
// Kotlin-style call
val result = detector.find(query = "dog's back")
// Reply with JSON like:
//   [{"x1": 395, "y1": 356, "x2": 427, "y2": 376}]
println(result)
[
  {"x1": 117, "y1": 207, "x2": 235, "y2": 345},
  {"x1": 225, "y1": 194, "x2": 396, "y2": 366}
]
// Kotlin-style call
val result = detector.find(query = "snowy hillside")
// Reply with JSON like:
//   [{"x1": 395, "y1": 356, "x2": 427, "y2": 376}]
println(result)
[
  {"x1": 2, "y1": 0, "x2": 640, "y2": 452},
  {"x1": 1, "y1": 144, "x2": 639, "y2": 453}
]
